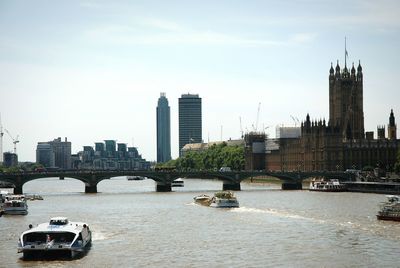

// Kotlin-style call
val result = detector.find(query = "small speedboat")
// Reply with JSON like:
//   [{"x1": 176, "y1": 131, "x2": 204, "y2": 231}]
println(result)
[
  {"x1": 193, "y1": 194, "x2": 212, "y2": 206},
  {"x1": 18, "y1": 217, "x2": 92, "y2": 259},
  {"x1": 2, "y1": 194, "x2": 28, "y2": 215}
]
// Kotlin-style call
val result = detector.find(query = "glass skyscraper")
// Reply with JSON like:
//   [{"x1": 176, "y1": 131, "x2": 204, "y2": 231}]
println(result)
[
  {"x1": 178, "y1": 93, "x2": 202, "y2": 156},
  {"x1": 156, "y1": 92, "x2": 171, "y2": 163}
]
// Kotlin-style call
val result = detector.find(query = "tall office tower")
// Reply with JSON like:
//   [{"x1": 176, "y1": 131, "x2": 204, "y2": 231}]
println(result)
[
  {"x1": 329, "y1": 60, "x2": 364, "y2": 140},
  {"x1": 48, "y1": 137, "x2": 71, "y2": 169},
  {"x1": 156, "y1": 92, "x2": 171, "y2": 163},
  {"x1": 178, "y1": 93, "x2": 202, "y2": 156},
  {"x1": 388, "y1": 109, "x2": 397, "y2": 140},
  {"x1": 36, "y1": 142, "x2": 55, "y2": 168}
]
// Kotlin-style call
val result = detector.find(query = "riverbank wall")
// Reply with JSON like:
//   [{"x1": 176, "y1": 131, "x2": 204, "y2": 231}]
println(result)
[{"x1": 343, "y1": 182, "x2": 400, "y2": 195}]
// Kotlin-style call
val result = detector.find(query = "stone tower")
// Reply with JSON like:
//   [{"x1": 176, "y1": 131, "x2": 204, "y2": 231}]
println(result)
[
  {"x1": 329, "y1": 60, "x2": 364, "y2": 140},
  {"x1": 388, "y1": 109, "x2": 397, "y2": 140}
]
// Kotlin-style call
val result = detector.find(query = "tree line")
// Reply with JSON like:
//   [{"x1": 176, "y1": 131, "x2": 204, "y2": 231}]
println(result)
[{"x1": 158, "y1": 142, "x2": 245, "y2": 171}]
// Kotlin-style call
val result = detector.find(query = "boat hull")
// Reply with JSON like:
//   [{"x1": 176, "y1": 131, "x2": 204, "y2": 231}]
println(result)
[
  {"x1": 376, "y1": 215, "x2": 400, "y2": 221},
  {"x1": 309, "y1": 188, "x2": 346, "y2": 192},
  {"x1": 3, "y1": 209, "x2": 28, "y2": 215},
  {"x1": 19, "y1": 235, "x2": 92, "y2": 259},
  {"x1": 210, "y1": 199, "x2": 239, "y2": 208}
]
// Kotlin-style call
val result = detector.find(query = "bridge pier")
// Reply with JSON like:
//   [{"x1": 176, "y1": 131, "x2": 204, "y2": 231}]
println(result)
[
  {"x1": 156, "y1": 182, "x2": 171, "y2": 192},
  {"x1": 14, "y1": 184, "x2": 23, "y2": 195},
  {"x1": 85, "y1": 184, "x2": 98, "y2": 193},
  {"x1": 281, "y1": 181, "x2": 302, "y2": 190},
  {"x1": 223, "y1": 182, "x2": 241, "y2": 191}
]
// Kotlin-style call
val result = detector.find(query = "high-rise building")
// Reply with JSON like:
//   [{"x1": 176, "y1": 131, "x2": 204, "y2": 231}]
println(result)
[
  {"x1": 156, "y1": 92, "x2": 171, "y2": 162},
  {"x1": 36, "y1": 142, "x2": 55, "y2": 168},
  {"x1": 179, "y1": 93, "x2": 202, "y2": 156},
  {"x1": 104, "y1": 140, "x2": 116, "y2": 158},
  {"x1": 48, "y1": 137, "x2": 71, "y2": 169},
  {"x1": 3, "y1": 152, "x2": 18, "y2": 167}
]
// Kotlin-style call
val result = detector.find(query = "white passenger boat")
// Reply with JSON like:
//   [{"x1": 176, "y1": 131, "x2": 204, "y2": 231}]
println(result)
[
  {"x1": 309, "y1": 178, "x2": 347, "y2": 192},
  {"x1": 171, "y1": 178, "x2": 184, "y2": 187},
  {"x1": 377, "y1": 195, "x2": 400, "y2": 221},
  {"x1": 2, "y1": 194, "x2": 28, "y2": 215},
  {"x1": 18, "y1": 217, "x2": 92, "y2": 259},
  {"x1": 210, "y1": 191, "x2": 239, "y2": 208}
]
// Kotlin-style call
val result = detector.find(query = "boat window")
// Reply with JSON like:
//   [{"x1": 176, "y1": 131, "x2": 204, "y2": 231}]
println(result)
[
  {"x1": 50, "y1": 219, "x2": 68, "y2": 225},
  {"x1": 24, "y1": 232, "x2": 76, "y2": 243}
]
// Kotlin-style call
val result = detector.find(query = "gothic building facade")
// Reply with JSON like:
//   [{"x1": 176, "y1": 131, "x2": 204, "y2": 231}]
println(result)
[{"x1": 263, "y1": 60, "x2": 399, "y2": 172}]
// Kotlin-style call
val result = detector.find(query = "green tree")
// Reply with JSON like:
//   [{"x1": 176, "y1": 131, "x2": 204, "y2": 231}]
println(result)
[{"x1": 170, "y1": 143, "x2": 245, "y2": 171}]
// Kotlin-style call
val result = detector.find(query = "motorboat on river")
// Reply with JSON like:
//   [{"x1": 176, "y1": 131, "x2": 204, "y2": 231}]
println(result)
[
  {"x1": 193, "y1": 194, "x2": 213, "y2": 206},
  {"x1": 18, "y1": 217, "x2": 92, "y2": 259},
  {"x1": 2, "y1": 194, "x2": 28, "y2": 215},
  {"x1": 309, "y1": 178, "x2": 346, "y2": 192},
  {"x1": 210, "y1": 191, "x2": 239, "y2": 208},
  {"x1": 377, "y1": 195, "x2": 400, "y2": 221}
]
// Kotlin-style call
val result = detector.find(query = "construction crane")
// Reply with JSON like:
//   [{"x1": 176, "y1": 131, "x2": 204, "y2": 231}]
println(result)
[
  {"x1": 4, "y1": 129, "x2": 19, "y2": 154},
  {"x1": 255, "y1": 102, "x2": 261, "y2": 132},
  {"x1": 239, "y1": 116, "x2": 244, "y2": 138},
  {"x1": 0, "y1": 113, "x2": 3, "y2": 162},
  {"x1": 290, "y1": 115, "x2": 300, "y2": 127}
]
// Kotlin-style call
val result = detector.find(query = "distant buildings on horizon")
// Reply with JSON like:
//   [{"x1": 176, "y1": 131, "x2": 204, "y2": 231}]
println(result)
[{"x1": 35, "y1": 138, "x2": 150, "y2": 170}]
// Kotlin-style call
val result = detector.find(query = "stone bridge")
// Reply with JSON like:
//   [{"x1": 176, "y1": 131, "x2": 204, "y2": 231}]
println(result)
[{"x1": 0, "y1": 170, "x2": 354, "y2": 194}]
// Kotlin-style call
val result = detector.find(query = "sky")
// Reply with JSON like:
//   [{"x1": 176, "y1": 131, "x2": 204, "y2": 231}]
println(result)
[{"x1": 0, "y1": 0, "x2": 399, "y2": 162}]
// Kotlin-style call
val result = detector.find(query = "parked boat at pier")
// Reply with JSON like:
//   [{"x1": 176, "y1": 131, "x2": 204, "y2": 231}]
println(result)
[
  {"x1": 309, "y1": 179, "x2": 346, "y2": 192},
  {"x1": 18, "y1": 217, "x2": 92, "y2": 259},
  {"x1": 2, "y1": 194, "x2": 28, "y2": 215},
  {"x1": 376, "y1": 195, "x2": 400, "y2": 221}
]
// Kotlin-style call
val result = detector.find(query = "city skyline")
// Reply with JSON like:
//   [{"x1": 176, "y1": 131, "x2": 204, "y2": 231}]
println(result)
[{"x1": 0, "y1": 0, "x2": 399, "y2": 162}]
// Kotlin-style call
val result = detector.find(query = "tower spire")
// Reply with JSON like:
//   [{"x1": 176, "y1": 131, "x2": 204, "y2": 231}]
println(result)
[{"x1": 344, "y1": 36, "x2": 348, "y2": 68}]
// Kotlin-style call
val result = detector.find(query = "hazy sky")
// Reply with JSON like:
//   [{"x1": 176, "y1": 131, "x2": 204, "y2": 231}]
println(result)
[{"x1": 0, "y1": 0, "x2": 399, "y2": 162}]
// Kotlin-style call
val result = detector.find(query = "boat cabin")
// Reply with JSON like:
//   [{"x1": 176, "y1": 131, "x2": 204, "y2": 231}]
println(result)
[{"x1": 49, "y1": 217, "x2": 69, "y2": 225}]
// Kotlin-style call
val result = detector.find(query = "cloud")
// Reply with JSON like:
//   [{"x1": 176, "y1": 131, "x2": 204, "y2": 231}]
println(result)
[
  {"x1": 141, "y1": 18, "x2": 185, "y2": 32},
  {"x1": 290, "y1": 33, "x2": 317, "y2": 43},
  {"x1": 84, "y1": 23, "x2": 287, "y2": 47}
]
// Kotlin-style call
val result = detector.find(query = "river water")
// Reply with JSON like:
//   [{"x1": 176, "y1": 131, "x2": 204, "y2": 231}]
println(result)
[{"x1": 1, "y1": 177, "x2": 399, "y2": 267}]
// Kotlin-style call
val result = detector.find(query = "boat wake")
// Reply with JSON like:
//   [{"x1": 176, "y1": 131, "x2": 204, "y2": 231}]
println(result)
[
  {"x1": 231, "y1": 207, "x2": 327, "y2": 224},
  {"x1": 92, "y1": 231, "x2": 107, "y2": 241}
]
